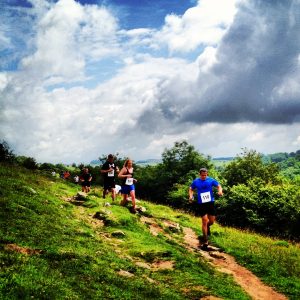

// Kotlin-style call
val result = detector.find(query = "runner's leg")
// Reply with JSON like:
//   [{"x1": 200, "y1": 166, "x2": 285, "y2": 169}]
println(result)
[
  {"x1": 201, "y1": 214, "x2": 209, "y2": 243},
  {"x1": 130, "y1": 190, "x2": 136, "y2": 210},
  {"x1": 207, "y1": 215, "x2": 215, "y2": 236},
  {"x1": 111, "y1": 188, "x2": 116, "y2": 201},
  {"x1": 120, "y1": 193, "x2": 128, "y2": 206}
]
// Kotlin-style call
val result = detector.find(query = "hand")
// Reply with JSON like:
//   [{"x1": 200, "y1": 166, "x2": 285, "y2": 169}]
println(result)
[
  {"x1": 218, "y1": 191, "x2": 223, "y2": 196},
  {"x1": 188, "y1": 196, "x2": 194, "y2": 203}
]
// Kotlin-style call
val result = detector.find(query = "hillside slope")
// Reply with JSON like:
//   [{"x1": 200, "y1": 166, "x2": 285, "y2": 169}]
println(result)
[{"x1": 0, "y1": 164, "x2": 299, "y2": 299}]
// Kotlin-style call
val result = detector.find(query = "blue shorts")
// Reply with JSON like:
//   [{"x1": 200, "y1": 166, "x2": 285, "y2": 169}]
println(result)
[{"x1": 121, "y1": 185, "x2": 135, "y2": 195}]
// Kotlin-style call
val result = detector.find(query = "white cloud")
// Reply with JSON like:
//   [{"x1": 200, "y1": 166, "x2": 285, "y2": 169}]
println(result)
[
  {"x1": 21, "y1": 0, "x2": 120, "y2": 85},
  {"x1": 1, "y1": 0, "x2": 300, "y2": 165},
  {"x1": 154, "y1": 0, "x2": 238, "y2": 53}
]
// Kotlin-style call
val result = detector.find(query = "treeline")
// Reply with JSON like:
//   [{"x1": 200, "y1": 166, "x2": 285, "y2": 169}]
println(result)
[
  {"x1": 263, "y1": 150, "x2": 300, "y2": 179},
  {"x1": 1, "y1": 140, "x2": 299, "y2": 240},
  {"x1": 0, "y1": 141, "x2": 102, "y2": 184},
  {"x1": 134, "y1": 142, "x2": 300, "y2": 241}
]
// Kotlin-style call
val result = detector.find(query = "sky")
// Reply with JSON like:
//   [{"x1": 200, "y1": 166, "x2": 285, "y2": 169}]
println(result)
[{"x1": 1, "y1": 0, "x2": 300, "y2": 164}]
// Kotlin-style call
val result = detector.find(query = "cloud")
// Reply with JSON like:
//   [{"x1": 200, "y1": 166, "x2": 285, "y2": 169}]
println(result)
[
  {"x1": 136, "y1": 0, "x2": 300, "y2": 131},
  {"x1": 154, "y1": 0, "x2": 238, "y2": 53},
  {"x1": 1, "y1": 0, "x2": 300, "y2": 164},
  {"x1": 20, "y1": 0, "x2": 120, "y2": 85}
]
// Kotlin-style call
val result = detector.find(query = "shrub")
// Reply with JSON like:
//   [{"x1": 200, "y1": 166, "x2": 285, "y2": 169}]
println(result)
[{"x1": 216, "y1": 179, "x2": 300, "y2": 240}]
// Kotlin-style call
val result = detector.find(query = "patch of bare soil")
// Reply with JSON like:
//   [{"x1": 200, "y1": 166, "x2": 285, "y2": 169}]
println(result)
[
  {"x1": 182, "y1": 227, "x2": 288, "y2": 300},
  {"x1": 151, "y1": 260, "x2": 174, "y2": 270},
  {"x1": 140, "y1": 216, "x2": 164, "y2": 236},
  {"x1": 4, "y1": 244, "x2": 42, "y2": 255}
]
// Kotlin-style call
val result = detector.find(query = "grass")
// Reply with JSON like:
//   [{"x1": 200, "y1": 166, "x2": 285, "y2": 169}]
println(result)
[
  {"x1": 0, "y1": 163, "x2": 299, "y2": 299},
  {"x1": 210, "y1": 226, "x2": 300, "y2": 299}
]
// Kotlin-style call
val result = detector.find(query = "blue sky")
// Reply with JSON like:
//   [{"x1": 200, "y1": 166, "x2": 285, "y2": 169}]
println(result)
[{"x1": 1, "y1": 0, "x2": 300, "y2": 164}]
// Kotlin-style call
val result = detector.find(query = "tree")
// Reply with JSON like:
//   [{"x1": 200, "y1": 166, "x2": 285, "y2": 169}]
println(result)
[
  {"x1": 222, "y1": 148, "x2": 280, "y2": 187},
  {"x1": 136, "y1": 141, "x2": 213, "y2": 207},
  {"x1": 17, "y1": 156, "x2": 38, "y2": 170},
  {"x1": 0, "y1": 141, "x2": 15, "y2": 163},
  {"x1": 161, "y1": 140, "x2": 213, "y2": 185}
]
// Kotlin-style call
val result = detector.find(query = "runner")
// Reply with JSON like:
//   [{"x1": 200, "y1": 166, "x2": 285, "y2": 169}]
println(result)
[
  {"x1": 80, "y1": 167, "x2": 92, "y2": 193},
  {"x1": 118, "y1": 159, "x2": 137, "y2": 213},
  {"x1": 101, "y1": 154, "x2": 119, "y2": 201},
  {"x1": 188, "y1": 168, "x2": 223, "y2": 250}
]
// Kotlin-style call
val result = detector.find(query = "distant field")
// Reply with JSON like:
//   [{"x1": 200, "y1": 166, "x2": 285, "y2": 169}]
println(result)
[{"x1": 211, "y1": 157, "x2": 233, "y2": 168}]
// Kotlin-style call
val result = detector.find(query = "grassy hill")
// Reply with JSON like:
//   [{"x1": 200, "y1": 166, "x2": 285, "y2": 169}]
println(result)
[{"x1": 0, "y1": 163, "x2": 299, "y2": 299}]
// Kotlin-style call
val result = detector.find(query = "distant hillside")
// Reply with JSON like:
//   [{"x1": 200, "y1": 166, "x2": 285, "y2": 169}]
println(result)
[
  {"x1": 90, "y1": 159, "x2": 101, "y2": 166},
  {"x1": 90, "y1": 150, "x2": 300, "y2": 169},
  {"x1": 135, "y1": 159, "x2": 162, "y2": 166}
]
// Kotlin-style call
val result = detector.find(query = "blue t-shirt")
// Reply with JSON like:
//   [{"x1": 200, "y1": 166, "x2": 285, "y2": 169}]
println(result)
[{"x1": 190, "y1": 177, "x2": 219, "y2": 204}]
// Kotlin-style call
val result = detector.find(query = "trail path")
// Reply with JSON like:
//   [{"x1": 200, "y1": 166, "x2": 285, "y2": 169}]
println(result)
[
  {"x1": 140, "y1": 216, "x2": 287, "y2": 300},
  {"x1": 182, "y1": 227, "x2": 287, "y2": 300}
]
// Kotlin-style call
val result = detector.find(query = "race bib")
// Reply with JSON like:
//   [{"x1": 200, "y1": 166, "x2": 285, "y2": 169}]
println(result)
[
  {"x1": 125, "y1": 177, "x2": 134, "y2": 185},
  {"x1": 108, "y1": 170, "x2": 114, "y2": 177},
  {"x1": 200, "y1": 192, "x2": 211, "y2": 203}
]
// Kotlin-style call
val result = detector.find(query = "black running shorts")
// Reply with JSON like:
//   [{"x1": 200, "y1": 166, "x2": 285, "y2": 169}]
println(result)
[{"x1": 196, "y1": 202, "x2": 216, "y2": 217}]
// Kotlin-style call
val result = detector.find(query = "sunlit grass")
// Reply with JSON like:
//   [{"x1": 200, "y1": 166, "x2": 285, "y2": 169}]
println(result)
[{"x1": 1, "y1": 163, "x2": 299, "y2": 299}]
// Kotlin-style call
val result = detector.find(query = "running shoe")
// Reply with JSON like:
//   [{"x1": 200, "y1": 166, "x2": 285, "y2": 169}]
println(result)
[{"x1": 200, "y1": 243, "x2": 209, "y2": 251}]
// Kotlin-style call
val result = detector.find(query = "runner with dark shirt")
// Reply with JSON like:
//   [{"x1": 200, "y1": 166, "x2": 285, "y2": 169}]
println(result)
[
  {"x1": 101, "y1": 154, "x2": 119, "y2": 201},
  {"x1": 80, "y1": 168, "x2": 92, "y2": 193}
]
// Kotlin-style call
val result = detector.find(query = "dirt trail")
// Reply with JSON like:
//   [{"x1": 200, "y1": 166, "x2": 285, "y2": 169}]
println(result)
[
  {"x1": 183, "y1": 227, "x2": 288, "y2": 300},
  {"x1": 140, "y1": 217, "x2": 287, "y2": 300}
]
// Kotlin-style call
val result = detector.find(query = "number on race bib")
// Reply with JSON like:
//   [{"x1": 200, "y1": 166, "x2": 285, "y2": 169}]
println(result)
[
  {"x1": 125, "y1": 177, "x2": 134, "y2": 185},
  {"x1": 200, "y1": 192, "x2": 211, "y2": 203},
  {"x1": 108, "y1": 170, "x2": 114, "y2": 177}
]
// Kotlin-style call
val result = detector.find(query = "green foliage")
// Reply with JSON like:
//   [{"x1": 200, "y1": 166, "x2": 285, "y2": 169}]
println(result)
[
  {"x1": 15, "y1": 156, "x2": 38, "y2": 170},
  {"x1": 217, "y1": 179, "x2": 300, "y2": 240},
  {"x1": 136, "y1": 141, "x2": 212, "y2": 208},
  {"x1": 161, "y1": 141, "x2": 212, "y2": 184},
  {"x1": 223, "y1": 148, "x2": 281, "y2": 187},
  {"x1": 218, "y1": 149, "x2": 300, "y2": 240},
  {"x1": 0, "y1": 141, "x2": 15, "y2": 163},
  {"x1": 278, "y1": 157, "x2": 300, "y2": 179}
]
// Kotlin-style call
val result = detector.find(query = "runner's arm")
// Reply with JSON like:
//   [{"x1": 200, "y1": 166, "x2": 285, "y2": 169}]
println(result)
[
  {"x1": 217, "y1": 184, "x2": 223, "y2": 196},
  {"x1": 188, "y1": 187, "x2": 195, "y2": 202}
]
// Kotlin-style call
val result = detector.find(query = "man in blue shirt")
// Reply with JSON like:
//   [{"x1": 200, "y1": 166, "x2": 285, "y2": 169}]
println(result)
[{"x1": 189, "y1": 168, "x2": 223, "y2": 250}]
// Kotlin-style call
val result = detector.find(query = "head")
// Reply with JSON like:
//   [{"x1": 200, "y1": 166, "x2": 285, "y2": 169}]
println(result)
[
  {"x1": 199, "y1": 168, "x2": 208, "y2": 180},
  {"x1": 83, "y1": 167, "x2": 89, "y2": 173},
  {"x1": 107, "y1": 154, "x2": 114, "y2": 163},
  {"x1": 123, "y1": 159, "x2": 133, "y2": 168}
]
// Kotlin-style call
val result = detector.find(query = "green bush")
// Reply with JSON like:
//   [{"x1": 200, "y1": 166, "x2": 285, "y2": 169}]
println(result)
[{"x1": 216, "y1": 179, "x2": 300, "y2": 240}]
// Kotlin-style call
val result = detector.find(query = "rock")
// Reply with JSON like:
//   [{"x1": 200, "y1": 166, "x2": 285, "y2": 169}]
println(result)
[
  {"x1": 167, "y1": 222, "x2": 181, "y2": 233},
  {"x1": 76, "y1": 192, "x2": 88, "y2": 200},
  {"x1": 136, "y1": 262, "x2": 151, "y2": 269},
  {"x1": 137, "y1": 206, "x2": 146, "y2": 213},
  {"x1": 118, "y1": 270, "x2": 134, "y2": 277},
  {"x1": 93, "y1": 210, "x2": 116, "y2": 226},
  {"x1": 111, "y1": 230, "x2": 126, "y2": 238}
]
